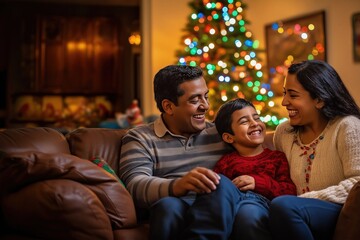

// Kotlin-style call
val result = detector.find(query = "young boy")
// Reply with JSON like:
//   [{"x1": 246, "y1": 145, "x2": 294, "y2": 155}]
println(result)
[{"x1": 214, "y1": 98, "x2": 296, "y2": 240}]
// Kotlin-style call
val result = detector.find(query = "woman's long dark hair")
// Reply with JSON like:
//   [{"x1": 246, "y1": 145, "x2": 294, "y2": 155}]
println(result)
[{"x1": 287, "y1": 60, "x2": 360, "y2": 120}]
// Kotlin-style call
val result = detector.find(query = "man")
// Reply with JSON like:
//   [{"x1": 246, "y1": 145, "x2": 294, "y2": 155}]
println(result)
[{"x1": 119, "y1": 65, "x2": 238, "y2": 239}]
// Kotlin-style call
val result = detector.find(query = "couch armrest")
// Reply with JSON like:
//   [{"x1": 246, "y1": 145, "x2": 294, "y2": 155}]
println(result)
[
  {"x1": 333, "y1": 181, "x2": 360, "y2": 240},
  {"x1": 0, "y1": 151, "x2": 137, "y2": 229},
  {"x1": 0, "y1": 127, "x2": 70, "y2": 154},
  {"x1": 2, "y1": 179, "x2": 113, "y2": 240}
]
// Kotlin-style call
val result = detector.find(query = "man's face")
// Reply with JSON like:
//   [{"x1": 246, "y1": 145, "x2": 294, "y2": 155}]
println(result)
[{"x1": 168, "y1": 77, "x2": 209, "y2": 137}]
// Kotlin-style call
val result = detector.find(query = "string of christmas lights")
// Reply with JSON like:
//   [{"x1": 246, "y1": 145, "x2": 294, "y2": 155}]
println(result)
[
  {"x1": 176, "y1": 0, "x2": 287, "y2": 128},
  {"x1": 268, "y1": 18, "x2": 325, "y2": 78}
]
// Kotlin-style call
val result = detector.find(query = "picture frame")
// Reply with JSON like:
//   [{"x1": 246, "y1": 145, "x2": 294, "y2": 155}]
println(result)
[
  {"x1": 265, "y1": 11, "x2": 326, "y2": 95},
  {"x1": 353, "y1": 12, "x2": 360, "y2": 62}
]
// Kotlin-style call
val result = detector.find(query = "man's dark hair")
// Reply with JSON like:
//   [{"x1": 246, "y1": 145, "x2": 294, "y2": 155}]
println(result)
[{"x1": 153, "y1": 65, "x2": 203, "y2": 113}]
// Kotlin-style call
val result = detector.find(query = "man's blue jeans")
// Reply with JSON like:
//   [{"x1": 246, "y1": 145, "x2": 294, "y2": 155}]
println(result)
[
  {"x1": 269, "y1": 195, "x2": 342, "y2": 240},
  {"x1": 149, "y1": 175, "x2": 271, "y2": 240}
]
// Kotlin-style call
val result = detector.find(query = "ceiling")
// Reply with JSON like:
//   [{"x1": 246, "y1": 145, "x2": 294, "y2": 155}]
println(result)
[{"x1": 0, "y1": 0, "x2": 140, "y2": 6}]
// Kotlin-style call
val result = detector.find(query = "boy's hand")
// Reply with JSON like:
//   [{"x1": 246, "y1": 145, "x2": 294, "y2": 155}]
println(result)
[
  {"x1": 232, "y1": 175, "x2": 255, "y2": 191},
  {"x1": 172, "y1": 167, "x2": 221, "y2": 196}
]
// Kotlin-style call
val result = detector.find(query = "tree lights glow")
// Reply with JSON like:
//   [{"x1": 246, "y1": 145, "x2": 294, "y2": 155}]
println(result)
[{"x1": 176, "y1": 0, "x2": 286, "y2": 128}]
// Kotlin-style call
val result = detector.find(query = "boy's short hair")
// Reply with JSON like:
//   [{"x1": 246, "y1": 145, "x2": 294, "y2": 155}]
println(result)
[{"x1": 214, "y1": 98, "x2": 255, "y2": 136}]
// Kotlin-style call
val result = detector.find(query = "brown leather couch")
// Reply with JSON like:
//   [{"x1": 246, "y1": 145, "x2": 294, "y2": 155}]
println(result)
[
  {"x1": 0, "y1": 127, "x2": 148, "y2": 240},
  {"x1": 0, "y1": 127, "x2": 359, "y2": 240}
]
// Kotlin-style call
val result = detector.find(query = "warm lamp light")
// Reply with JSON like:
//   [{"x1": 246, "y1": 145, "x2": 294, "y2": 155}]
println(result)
[{"x1": 129, "y1": 32, "x2": 141, "y2": 45}]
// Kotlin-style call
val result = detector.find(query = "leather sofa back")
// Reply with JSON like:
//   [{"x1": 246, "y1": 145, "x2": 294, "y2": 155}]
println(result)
[
  {"x1": 0, "y1": 127, "x2": 70, "y2": 154},
  {"x1": 66, "y1": 128, "x2": 127, "y2": 175}
]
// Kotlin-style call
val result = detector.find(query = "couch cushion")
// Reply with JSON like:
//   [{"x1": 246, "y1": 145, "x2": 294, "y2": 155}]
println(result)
[
  {"x1": 90, "y1": 156, "x2": 125, "y2": 186},
  {"x1": 0, "y1": 151, "x2": 137, "y2": 229},
  {"x1": 66, "y1": 128, "x2": 127, "y2": 175},
  {"x1": 2, "y1": 179, "x2": 113, "y2": 240},
  {"x1": 333, "y1": 181, "x2": 360, "y2": 240}
]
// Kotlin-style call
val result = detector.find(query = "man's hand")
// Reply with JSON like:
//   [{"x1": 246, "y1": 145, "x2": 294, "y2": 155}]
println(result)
[
  {"x1": 172, "y1": 167, "x2": 221, "y2": 197},
  {"x1": 232, "y1": 175, "x2": 255, "y2": 191}
]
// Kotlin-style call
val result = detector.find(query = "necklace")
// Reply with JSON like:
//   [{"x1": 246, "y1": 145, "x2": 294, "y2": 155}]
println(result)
[{"x1": 293, "y1": 132, "x2": 325, "y2": 194}]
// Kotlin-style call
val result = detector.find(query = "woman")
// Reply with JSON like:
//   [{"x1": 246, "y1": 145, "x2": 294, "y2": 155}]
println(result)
[{"x1": 269, "y1": 60, "x2": 360, "y2": 240}]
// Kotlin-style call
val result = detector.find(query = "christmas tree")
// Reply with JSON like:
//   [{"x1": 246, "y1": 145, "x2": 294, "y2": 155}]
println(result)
[{"x1": 176, "y1": 0, "x2": 287, "y2": 129}]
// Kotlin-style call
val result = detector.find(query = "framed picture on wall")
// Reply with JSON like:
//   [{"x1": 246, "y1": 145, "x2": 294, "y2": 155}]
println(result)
[
  {"x1": 265, "y1": 11, "x2": 326, "y2": 95},
  {"x1": 353, "y1": 12, "x2": 360, "y2": 62}
]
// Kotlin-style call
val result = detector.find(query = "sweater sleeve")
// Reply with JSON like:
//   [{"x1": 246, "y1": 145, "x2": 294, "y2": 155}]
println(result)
[
  {"x1": 119, "y1": 128, "x2": 174, "y2": 208},
  {"x1": 300, "y1": 117, "x2": 360, "y2": 204}
]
